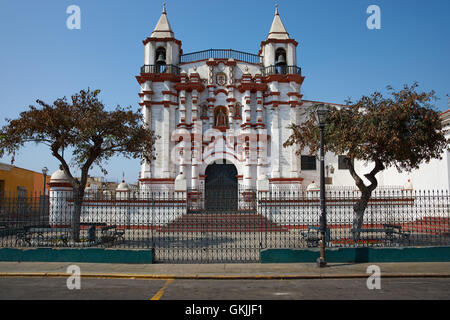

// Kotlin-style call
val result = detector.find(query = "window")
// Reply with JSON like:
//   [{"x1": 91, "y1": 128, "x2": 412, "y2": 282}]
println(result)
[
  {"x1": 338, "y1": 155, "x2": 354, "y2": 170},
  {"x1": 155, "y1": 47, "x2": 166, "y2": 65},
  {"x1": 275, "y1": 48, "x2": 287, "y2": 74},
  {"x1": 301, "y1": 155, "x2": 316, "y2": 170}
]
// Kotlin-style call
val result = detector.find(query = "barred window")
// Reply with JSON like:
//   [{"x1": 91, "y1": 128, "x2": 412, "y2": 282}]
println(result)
[
  {"x1": 338, "y1": 155, "x2": 354, "y2": 170},
  {"x1": 301, "y1": 155, "x2": 317, "y2": 171}
]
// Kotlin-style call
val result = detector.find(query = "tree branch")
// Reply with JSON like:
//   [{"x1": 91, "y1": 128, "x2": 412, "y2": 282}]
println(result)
[
  {"x1": 364, "y1": 158, "x2": 385, "y2": 192},
  {"x1": 345, "y1": 158, "x2": 368, "y2": 193}
]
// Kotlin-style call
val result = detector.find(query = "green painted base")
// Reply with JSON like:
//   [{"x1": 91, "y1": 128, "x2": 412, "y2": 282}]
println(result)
[
  {"x1": 260, "y1": 246, "x2": 450, "y2": 263},
  {"x1": 0, "y1": 248, "x2": 154, "y2": 264}
]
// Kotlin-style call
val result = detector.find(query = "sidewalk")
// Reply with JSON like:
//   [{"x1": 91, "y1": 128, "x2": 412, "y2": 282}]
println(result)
[{"x1": 0, "y1": 261, "x2": 449, "y2": 279}]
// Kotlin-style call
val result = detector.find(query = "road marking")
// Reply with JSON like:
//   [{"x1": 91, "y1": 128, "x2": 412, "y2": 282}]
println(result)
[
  {"x1": 274, "y1": 292, "x2": 290, "y2": 296},
  {"x1": 151, "y1": 279, "x2": 174, "y2": 300}
]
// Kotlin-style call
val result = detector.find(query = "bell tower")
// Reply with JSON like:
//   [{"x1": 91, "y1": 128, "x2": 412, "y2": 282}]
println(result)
[
  {"x1": 259, "y1": 5, "x2": 298, "y2": 71},
  {"x1": 260, "y1": 6, "x2": 305, "y2": 186},
  {"x1": 137, "y1": 3, "x2": 183, "y2": 190},
  {"x1": 143, "y1": 3, "x2": 181, "y2": 67}
]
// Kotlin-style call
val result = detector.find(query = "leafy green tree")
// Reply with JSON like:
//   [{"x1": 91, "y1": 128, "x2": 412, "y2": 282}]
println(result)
[
  {"x1": 284, "y1": 83, "x2": 448, "y2": 239},
  {"x1": 0, "y1": 89, "x2": 157, "y2": 242}
]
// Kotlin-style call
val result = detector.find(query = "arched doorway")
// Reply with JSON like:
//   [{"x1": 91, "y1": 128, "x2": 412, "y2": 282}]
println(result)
[{"x1": 205, "y1": 161, "x2": 238, "y2": 212}]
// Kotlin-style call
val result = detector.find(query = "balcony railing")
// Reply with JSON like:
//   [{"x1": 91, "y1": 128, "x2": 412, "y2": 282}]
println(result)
[
  {"x1": 180, "y1": 49, "x2": 262, "y2": 64},
  {"x1": 140, "y1": 64, "x2": 181, "y2": 75},
  {"x1": 262, "y1": 65, "x2": 302, "y2": 76}
]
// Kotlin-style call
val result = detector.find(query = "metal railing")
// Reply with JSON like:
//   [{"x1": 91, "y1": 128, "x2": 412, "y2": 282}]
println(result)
[
  {"x1": 0, "y1": 189, "x2": 448, "y2": 263},
  {"x1": 180, "y1": 49, "x2": 262, "y2": 64},
  {"x1": 261, "y1": 65, "x2": 302, "y2": 76},
  {"x1": 140, "y1": 64, "x2": 181, "y2": 75}
]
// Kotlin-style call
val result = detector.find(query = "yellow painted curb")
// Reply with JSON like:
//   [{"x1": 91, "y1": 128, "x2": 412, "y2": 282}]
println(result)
[{"x1": 0, "y1": 272, "x2": 449, "y2": 280}]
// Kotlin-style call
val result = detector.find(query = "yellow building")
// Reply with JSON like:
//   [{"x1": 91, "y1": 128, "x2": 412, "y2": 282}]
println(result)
[{"x1": 0, "y1": 162, "x2": 51, "y2": 197}]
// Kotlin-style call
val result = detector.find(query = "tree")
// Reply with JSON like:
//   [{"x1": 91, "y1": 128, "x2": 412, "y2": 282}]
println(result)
[
  {"x1": 0, "y1": 89, "x2": 157, "y2": 242},
  {"x1": 284, "y1": 83, "x2": 448, "y2": 239}
]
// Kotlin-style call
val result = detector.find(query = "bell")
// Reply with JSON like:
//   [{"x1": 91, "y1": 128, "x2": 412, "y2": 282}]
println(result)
[
  {"x1": 276, "y1": 54, "x2": 286, "y2": 66},
  {"x1": 156, "y1": 53, "x2": 166, "y2": 65}
]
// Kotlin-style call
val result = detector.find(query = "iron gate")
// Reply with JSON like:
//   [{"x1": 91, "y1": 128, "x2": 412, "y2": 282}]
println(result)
[{"x1": 151, "y1": 184, "x2": 265, "y2": 263}]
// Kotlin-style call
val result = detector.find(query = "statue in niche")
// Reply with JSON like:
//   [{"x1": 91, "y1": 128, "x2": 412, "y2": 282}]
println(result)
[
  {"x1": 201, "y1": 105, "x2": 208, "y2": 118},
  {"x1": 235, "y1": 103, "x2": 241, "y2": 118},
  {"x1": 214, "y1": 107, "x2": 228, "y2": 127}
]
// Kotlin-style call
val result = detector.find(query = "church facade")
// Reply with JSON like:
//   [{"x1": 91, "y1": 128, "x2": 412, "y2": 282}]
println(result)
[
  {"x1": 136, "y1": 5, "x2": 447, "y2": 195},
  {"x1": 137, "y1": 6, "x2": 323, "y2": 193}
]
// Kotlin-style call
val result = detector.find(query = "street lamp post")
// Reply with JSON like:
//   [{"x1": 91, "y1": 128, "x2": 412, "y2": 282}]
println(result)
[
  {"x1": 316, "y1": 104, "x2": 328, "y2": 268},
  {"x1": 42, "y1": 167, "x2": 48, "y2": 196}
]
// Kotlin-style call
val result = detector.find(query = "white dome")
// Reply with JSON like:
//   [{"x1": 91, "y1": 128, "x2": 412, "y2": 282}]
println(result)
[
  {"x1": 116, "y1": 180, "x2": 129, "y2": 191},
  {"x1": 404, "y1": 179, "x2": 413, "y2": 190},
  {"x1": 307, "y1": 181, "x2": 320, "y2": 191},
  {"x1": 50, "y1": 169, "x2": 70, "y2": 183}
]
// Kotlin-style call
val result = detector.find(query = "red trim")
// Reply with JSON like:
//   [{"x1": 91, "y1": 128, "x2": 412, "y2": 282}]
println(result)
[
  {"x1": 237, "y1": 82, "x2": 268, "y2": 93},
  {"x1": 138, "y1": 90, "x2": 154, "y2": 97},
  {"x1": 139, "y1": 101, "x2": 178, "y2": 107},
  {"x1": 258, "y1": 39, "x2": 298, "y2": 55},
  {"x1": 269, "y1": 177, "x2": 304, "y2": 183},
  {"x1": 139, "y1": 178, "x2": 175, "y2": 183},
  {"x1": 212, "y1": 126, "x2": 229, "y2": 132},
  {"x1": 214, "y1": 89, "x2": 228, "y2": 96},
  {"x1": 174, "y1": 82, "x2": 205, "y2": 93},
  {"x1": 260, "y1": 198, "x2": 415, "y2": 206},
  {"x1": 263, "y1": 100, "x2": 291, "y2": 106},
  {"x1": 136, "y1": 74, "x2": 180, "y2": 83},
  {"x1": 49, "y1": 182, "x2": 72, "y2": 188},
  {"x1": 142, "y1": 37, "x2": 182, "y2": 47},
  {"x1": 263, "y1": 74, "x2": 305, "y2": 85},
  {"x1": 68, "y1": 199, "x2": 185, "y2": 205},
  {"x1": 162, "y1": 90, "x2": 178, "y2": 97}
]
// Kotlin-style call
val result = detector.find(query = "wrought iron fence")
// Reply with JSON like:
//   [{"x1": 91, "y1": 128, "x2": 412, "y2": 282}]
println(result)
[
  {"x1": 140, "y1": 64, "x2": 181, "y2": 75},
  {"x1": 0, "y1": 189, "x2": 449, "y2": 263},
  {"x1": 261, "y1": 65, "x2": 302, "y2": 76},
  {"x1": 180, "y1": 49, "x2": 262, "y2": 64}
]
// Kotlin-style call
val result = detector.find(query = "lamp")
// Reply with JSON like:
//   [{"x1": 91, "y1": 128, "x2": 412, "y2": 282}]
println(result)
[
  {"x1": 316, "y1": 104, "x2": 328, "y2": 127},
  {"x1": 315, "y1": 104, "x2": 329, "y2": 268}
]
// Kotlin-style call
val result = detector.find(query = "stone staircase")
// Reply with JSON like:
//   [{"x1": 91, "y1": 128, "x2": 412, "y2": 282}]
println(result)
[{"x1": 157, "y1": 213, "x2": 287, "y2": 232}]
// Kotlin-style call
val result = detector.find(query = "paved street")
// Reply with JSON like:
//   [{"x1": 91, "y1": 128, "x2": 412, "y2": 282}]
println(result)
[{"x1": 0, "y1": 277, "x2": 449, "y2": 300}]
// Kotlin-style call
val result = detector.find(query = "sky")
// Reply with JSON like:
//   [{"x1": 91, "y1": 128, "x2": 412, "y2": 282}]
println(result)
[{"x1": 0, "y1": 0, "x2": 449, "y2": 183}]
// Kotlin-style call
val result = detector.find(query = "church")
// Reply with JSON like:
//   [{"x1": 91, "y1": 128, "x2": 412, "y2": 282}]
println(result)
[
  {"x1": 136, "y1": 5, "x2": 447, "y2": 196},
  {"x1": 136, "y1": 5, "x2": 332, "y2": 194}
]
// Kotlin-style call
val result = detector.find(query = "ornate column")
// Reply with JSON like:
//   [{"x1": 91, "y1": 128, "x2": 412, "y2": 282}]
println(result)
[
  {"x1": 271, "y1": 104, "x2": 280, "y2": 178},
  {"x1": 139, "y1": 80, "x2": 153, "y2": 180},
  {"x1": 179, "y1": 71, "x2": 188, "y2": 126},
  {"x1": 162, "y1": 81, "x2": 171, "y2": 178}
]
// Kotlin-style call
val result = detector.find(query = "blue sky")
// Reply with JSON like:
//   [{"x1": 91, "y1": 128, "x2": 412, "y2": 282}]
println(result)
[{"x1": 0, "y1": 0, "x2": 449, "y2": 183}]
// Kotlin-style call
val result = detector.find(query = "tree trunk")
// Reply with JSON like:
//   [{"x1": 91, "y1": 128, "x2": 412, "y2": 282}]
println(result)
[
  {"x1": 71, "y1": 187, "x2": 84, "y2": 243},
  {"x1": 352, "y1": 190, "x2": 372, "y2": 241},
  {"x1": 345, "y1": 158, "x2": 384, "y2": 241}
]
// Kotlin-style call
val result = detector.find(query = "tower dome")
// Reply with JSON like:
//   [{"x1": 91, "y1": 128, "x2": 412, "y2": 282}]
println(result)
[
  {"x1": 50, "y1": 168, "x2": 71, "y2": 184},
  {"x1": 116, "y1": 180, "x2": 130, "y2": 191}
]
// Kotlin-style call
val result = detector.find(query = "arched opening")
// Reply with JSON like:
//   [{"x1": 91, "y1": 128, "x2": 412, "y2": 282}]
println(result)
[
  {"x1": 234, "y1": 103, "x2": 242, "y2": 119},
  {"x1": 204, "y1": 160, "x2": 238, "y2": 212},
  {"x1": 275, "y1": 48, "x2": 287, "y2": 74},
  {"x1": 155, "y1": 47, "x2": 167, "y2": 73}
]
